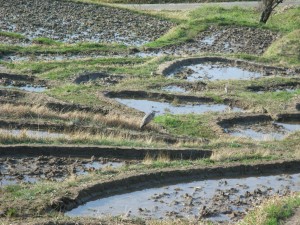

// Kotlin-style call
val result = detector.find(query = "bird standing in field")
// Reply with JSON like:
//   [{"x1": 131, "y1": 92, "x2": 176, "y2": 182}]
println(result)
[
  {"x1": 140, "y1": 110, "x2": 157, "y2": 129},
  {"x1": 224, "y1": 83, "x2": 228, "y2": 94}
]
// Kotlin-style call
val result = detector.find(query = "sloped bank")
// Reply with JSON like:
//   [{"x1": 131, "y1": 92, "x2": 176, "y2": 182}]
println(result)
[{"x1": 0, "y1": 145, "x2": 211, "y2": 160}]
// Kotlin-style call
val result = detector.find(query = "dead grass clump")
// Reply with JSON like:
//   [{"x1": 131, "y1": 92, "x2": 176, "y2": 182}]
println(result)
[
  {"x1": 143, "y1": 151, "x2": 171, "y2": 165},
  {"x1": 210, "y1": 147, "x2": 273, "y2": 162},
  {"x1": 93, "y1": 113, "x2": 162, "y2": 132}
]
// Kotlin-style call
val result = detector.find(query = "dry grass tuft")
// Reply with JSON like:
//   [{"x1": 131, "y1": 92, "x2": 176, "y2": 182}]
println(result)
[
  {"x1": 143, "y1": 151, "x2": 171, "y2": 164},
  {"x1": 0, "y1": 103, "x2": 164, "y2": 133}
]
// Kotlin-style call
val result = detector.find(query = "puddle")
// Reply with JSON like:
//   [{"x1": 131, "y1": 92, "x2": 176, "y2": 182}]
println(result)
[
  {"x1": 0, "y1": 85, "x2": 46, "y2": 93},
  {"x1": 77, "y1": 161, "x2": 124, "y2": 175},
  {"x1": 0, "y1": 157, "x2": 125, "y2": 187},
  {"x1": 134, "y1": 52, "x2": 164, "y2": 58},
  {"x1": 0, "y1": 129, "x2": 67, "y2": 139},
  {"x1": 66, "y1": 173, "x2": 300, "y2": 222},
  {"x1": 115, "y1": 98, "x2": 242, "y2": 115},
  {"x1": 162, "y1": 86, "x2": 188, "y2": 94},
  {"x1": 169, "y1": 63, "x2": 263, "y2": 81},
  {"x1": 201, "y1": 35, "x2": 216, "y2": 45},
  {"x1": 0, "y1": 175, "x2": 37, "y2": 186},
  {"x1": 2, "y1": 51, "x2": 164, "y2": 62},
  {"x1": 256, "y1": 89, "x2": 296, "y2": 94},
  {"x1": 224, "y1": 121, "x2": 300, "y2": 141}
]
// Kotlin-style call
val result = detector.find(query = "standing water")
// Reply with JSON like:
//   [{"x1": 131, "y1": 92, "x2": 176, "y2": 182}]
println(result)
[{"x1": 66, "y1": 173, "x2": 300, "y2": 222}]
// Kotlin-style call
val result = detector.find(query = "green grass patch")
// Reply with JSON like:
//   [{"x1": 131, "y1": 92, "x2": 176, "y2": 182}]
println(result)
[
  {"x1": 189, "y1": 6, "x2": 300, "y2": 33},
  {"x1": 0, "y1": 31, "x2": 26, "y2": 40},
  {"x1": 7, "y1": 57, "x2": 147, "y2": 79},
  {"x1": 49, "y1": 85, "x2": 106, "y2": 105},
  {"x1": 154, "y1": 113, "x2": 215, "y2": 138},
  {"x1": 32, "y1": 37, "x2": 62, "y2": 46},
  {"x1": 147, "y1": 6, "x2": 300, "y2": 50},
  {"x1": 145, "y1": 23, "x2": 207, "y2": 48},
  {"x1": 237, "y1": 89, "x2": 300, "y2": 112},
  {"x1": 264, "y1": 29, "x2": 300, "y2": 66},
  {"x1": 0, "y1": 42, "x2": 127, "y2": 56},
  {"x1": 241, "y1": 194, "x2": 300, "y2": 225}
]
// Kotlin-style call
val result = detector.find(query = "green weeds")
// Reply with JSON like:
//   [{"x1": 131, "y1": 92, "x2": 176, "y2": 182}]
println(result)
[{"x1": 0, "y1": 31, "x2": 26, "y2": 40}]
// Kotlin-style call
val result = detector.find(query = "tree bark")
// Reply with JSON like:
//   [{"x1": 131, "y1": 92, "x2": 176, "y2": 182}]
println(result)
[
  {"x1": 260, "y1": 0, "x2": 283, "y2": 24},
  {"x1": 260, "y1": 5, "x2": 273, "y2": 23}
]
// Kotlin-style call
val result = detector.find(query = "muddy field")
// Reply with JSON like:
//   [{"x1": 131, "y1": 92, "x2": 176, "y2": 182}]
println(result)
[
  {"x1": 0, "y1": 1, "x2": 300, "y2": 224},
  {"x1": 0, "y1": 155, "x2": 125, "y2": 186},
  {"x1": 0, "y1": 0, "x2": 173, "y2": 45},
  {"x1": 160, "y1": 26, "x2": 279, "y2": 55},
  {"x1": 50, "y1": 160, "x2": 300, "y2": 224}
]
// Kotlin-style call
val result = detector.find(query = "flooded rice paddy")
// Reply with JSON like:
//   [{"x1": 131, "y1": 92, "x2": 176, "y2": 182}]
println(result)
[
  {"x1": 169, "y1": 63, "x2": 263, "y2": 81},
  {"x1": 224, "y1": 121, "x2": 300, "y2": 141},
  {"x1": 66, "y1": 172, "x2": 300, "y2": 223},
  {"x1": 115, "y1": 98, "x2": 242, "y2": 115}
]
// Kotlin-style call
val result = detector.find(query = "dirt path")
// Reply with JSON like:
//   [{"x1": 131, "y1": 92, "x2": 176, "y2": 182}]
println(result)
[
  {"x1": 285, "y1": 207, "x2": 300, "y2": 225},
  {"x1": 118, "y1": 0, "x2": 300, "y2": 11}
]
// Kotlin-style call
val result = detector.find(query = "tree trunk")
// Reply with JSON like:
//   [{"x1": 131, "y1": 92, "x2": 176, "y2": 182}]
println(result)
[{"x1": 260, "y1": 5, "x2": 273, "y2": 23}]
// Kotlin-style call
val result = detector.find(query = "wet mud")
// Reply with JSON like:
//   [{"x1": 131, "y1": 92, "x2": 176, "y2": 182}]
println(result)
[
  {"x1": 73, "y1": 72, "x2": 124, "y2": 86},
  {"x1": 0, "y1": 72, "x2": 47, "y2": 92},
  {"x1": 160, "y1": 26, "x2": 279, "y2": 55},
  {"x1": 48, "y1": 160, "x2": 300, "y2": 213},
  {"x1": 160, "y1": 81, "x2": 207, "y2": 93},
  {"x1": 67, "y1": 172, "x2": 300, "y2": 223},
  {"x1": 0, "y1": 0, "x2": 173, "y2": 45},
  {"x1": 162, "y1": 85, "x2": 189, "y2": 94},
  {"x1": 0, "y1": 35, "x2": 30, "y2": 46},
  {"x1": 0, "y1": 155, "x2": 125, "y2": 186},
  {"x1": 218, "y1": 114, "x2": 300, "y2": 141},
  {"x1": 158, "y1": 57, "x2": 298, "y2": 79},
  {"x1": 246, "y1": 80, "x2": 300, "y2": 93}
]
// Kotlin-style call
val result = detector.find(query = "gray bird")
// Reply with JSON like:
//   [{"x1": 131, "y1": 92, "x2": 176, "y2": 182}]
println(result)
[{"x1": 140, "y1": 110, "x2": 157, "y2": 129}]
